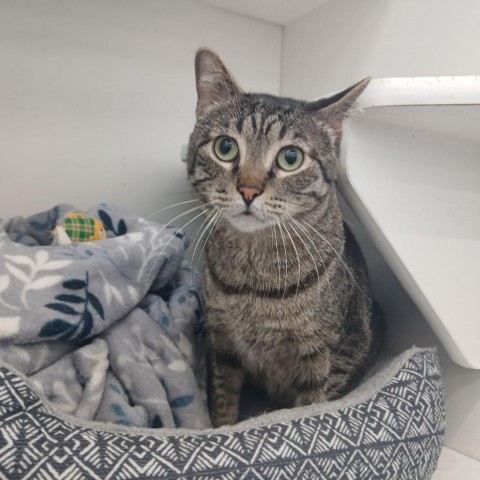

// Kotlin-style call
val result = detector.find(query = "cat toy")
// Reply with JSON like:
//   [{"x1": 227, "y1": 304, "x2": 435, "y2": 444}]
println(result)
[{"x1": 52, "y1": 212, "x2": 107, "y2": 245}]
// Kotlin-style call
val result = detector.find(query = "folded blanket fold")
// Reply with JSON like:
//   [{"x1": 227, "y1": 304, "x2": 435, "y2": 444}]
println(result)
[{"x1": 0, "y1": 204, "x2": 210, "y2": 429}]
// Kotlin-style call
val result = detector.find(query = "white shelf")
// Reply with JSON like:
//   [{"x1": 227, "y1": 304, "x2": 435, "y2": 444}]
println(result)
[{"x1": 339, "y1": 77, "x2": 480, "y2": 369}]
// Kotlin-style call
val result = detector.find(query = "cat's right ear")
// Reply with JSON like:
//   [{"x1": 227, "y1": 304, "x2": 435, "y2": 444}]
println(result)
[
  {"x1": 195, "y1": 49, "x2": 243, "y2": 116},
  {"x1": 305, "y1": 78, "x2": 370, "y2": 135}
]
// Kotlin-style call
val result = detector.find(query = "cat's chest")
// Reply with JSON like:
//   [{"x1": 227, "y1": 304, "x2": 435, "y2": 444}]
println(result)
[
  {"x1": 203, "y1": 264, "x2": 343, "y2": 394},
  {"x1": 205, "y1": 274, "x2": 320, "y2": 356},
  {"x1": 222, "y1": 305, "x2": 321, "y2": 396},
  {"x1": 205, "y1": 229, "x2": 309, "y2": 291}
]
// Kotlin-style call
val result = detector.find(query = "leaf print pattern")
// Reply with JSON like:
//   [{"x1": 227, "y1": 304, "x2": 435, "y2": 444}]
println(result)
[
  {"x1": 97, "y1": 270, "x2": 125, "y2": 308},
  {"x1": 29, "y1": 276, "x2": 64, "y2": 290},
  {"x1": 40, "y1": 272, "x2": 105, "y2": 340},
  {"x1": 98, "y1": 209, "x2": 127, "y2": 236},
  {"x1": 0, "y1": 276, "x2": 9, "y2": 293},
  {"x1": 0, "y1": 275, "x2": 19, "y2": 311},
  {"x1": 0, "y1": 316, "x2": 21, "y2": 339},
  {"x1": 87, "y1": 292, "x2": 104, "y2": 319},
  {"x1": 5, "y1": 263, "x2": 29, "y2": 283},
  {"x1": 170, "y1": 394, "x2": 194, "y2": 408},
  {"x1": 39, "y1": 319, "x2": 74, "y2": 338},
  {"x1": 4, "y1": 251, "x2": 72, "y2": 307}
]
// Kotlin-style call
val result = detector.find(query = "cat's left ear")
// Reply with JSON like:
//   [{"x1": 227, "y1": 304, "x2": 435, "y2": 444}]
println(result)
[
  {"x1": 305, "y1": 78, "x2": 370, "y2": 134},
  {"x1": 194, "y1": 49, "x2": 243, "y2": 116}
]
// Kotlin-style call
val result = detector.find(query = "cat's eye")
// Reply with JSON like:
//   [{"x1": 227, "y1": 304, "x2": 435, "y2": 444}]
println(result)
[
  {"x1": 276, "y1": 146, "x2": 304, "y2": 171},
  {"x1": 214, "y1": 136, "x2": 239, "y2": 162}
]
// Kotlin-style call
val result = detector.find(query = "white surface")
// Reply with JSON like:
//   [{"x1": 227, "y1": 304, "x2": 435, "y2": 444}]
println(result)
[
  {"x1": 433, "y1": 448, "x2": 480, "y2": 479},
  {"x1": 360, "y1": 105, "x2": 480, "y2": 144},
  {"x1": 194, "y1": 0, "x2": 331, "y2": 25},
  {"x1": 281, "y1": 0, "x2": 480, "y2": 99},
  {"x1": 441, "y1": 349, "x2": 480, "y2": 461},
  {"x1": 0, "y1": 0, "x2": 281, "y2": 219},
  {"x1": 359, "y1": 76, "x2": 480, "y2": 109},
  {"x1": 341, "y1": 113, "x2": 480, "y2": 369}
]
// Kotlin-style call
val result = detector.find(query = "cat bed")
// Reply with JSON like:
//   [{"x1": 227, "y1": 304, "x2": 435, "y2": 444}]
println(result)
[
  {"x1": 0, "y1": 205, "x2": 445, "y2": 479},
  {"x1": 0, "y1": 347, "x2": 445, "y2": 479}
]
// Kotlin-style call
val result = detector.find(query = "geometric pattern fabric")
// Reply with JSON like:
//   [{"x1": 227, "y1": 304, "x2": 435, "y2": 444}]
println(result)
[{"x1": 0, "y1": 349, "x2": 445, "y2": 479}]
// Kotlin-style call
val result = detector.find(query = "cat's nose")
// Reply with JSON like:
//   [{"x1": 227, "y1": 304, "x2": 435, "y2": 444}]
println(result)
[{"x1": 237, "y1": 185, "x2": 262, "y2": 206}]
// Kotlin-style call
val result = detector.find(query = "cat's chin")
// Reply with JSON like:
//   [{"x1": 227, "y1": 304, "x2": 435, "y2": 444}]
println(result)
[{"x1": 226, "y1": 213, "x2": 272, "y2": 233}]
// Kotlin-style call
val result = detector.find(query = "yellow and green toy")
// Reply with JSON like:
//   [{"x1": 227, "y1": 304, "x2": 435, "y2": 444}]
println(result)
[{"x1": 52, "y1": 213, "x2": 107, "y2": 245}]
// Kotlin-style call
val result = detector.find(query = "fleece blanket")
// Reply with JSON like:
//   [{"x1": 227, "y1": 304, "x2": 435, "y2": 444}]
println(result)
[{"x1": 0, "y1": 204, "x2": 210, "y2": 429}]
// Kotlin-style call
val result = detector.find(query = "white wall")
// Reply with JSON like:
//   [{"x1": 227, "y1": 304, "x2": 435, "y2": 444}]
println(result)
[
  {"x1": 282, "y1": 0, "x2": 480, "y2": 98},
  {"x1": 0, "y1": 0, "x2": 281, "y2": 220},
  {"x1": 281, "y1": 0, "x2": 480, "y2": 460}
]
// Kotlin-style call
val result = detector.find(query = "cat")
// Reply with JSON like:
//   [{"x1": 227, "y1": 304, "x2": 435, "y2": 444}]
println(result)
[{"x1": 186, "y1": 49, "x2": 382, "y2": 427}]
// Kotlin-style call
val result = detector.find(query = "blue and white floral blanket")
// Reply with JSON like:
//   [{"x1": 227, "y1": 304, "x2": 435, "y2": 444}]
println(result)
[{"x1": 0, "y1": 204, "x2": 210, "y2": 429}]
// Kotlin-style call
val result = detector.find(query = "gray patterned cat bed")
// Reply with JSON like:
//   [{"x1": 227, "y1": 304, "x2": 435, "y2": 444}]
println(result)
[{"x1": 0, "y1": 347, "x2": 445, "y2": 480}]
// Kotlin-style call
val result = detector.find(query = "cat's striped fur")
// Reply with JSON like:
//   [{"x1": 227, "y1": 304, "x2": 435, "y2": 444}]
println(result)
[{"x1": 187, "y1": 49, "x2": 382, "y2": 427}]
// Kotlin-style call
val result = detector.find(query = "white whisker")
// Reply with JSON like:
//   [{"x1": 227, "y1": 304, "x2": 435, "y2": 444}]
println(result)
[
  {"x1": 289, "y1": 216, "x2": 331, "y2": 304},
  {"x1": 146, "y1": 209, "x2": 210, "y2": 284},
  {"x1": 291, "y1": 218, "x2": 332, "y2": 295},
  {"x1": 282, "y1": 220, "x2": 301, "y2": 296},
  {"x1": 148, "y1": 200, "x2": 217, "y2": 234},
  {"x1": 193, "y1": 209, "x2": 224, "y2": 282},
  {"x1": 189, "y1": 209, "x2": 218, "y2": 285},
  {"x1": 145, "y1": 198, "x2": 200, "y2": 220},
  {"x1": 300, "y1": 219, "x2": 361, "y2": 291},
  {"x1": 145, "y1": 200, "x2": 218, "y2": 283},
  {"x1": 272, "y1": 221, "x2": 282, "y2": 291},
  {"x1": 275, "y1": 217, "x2": 288, "y2": 300}
]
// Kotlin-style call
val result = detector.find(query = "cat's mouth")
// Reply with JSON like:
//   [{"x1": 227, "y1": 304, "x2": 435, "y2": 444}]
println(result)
[
  {"x1": 238, "y1": 205, "x2": 261, "y2": 220},
  {"x1": 235, "y1": 209, "x2": 257, "y2": 220},
  {"x1": 230, "y1": 203, "x2": 256, "y2": 217},
  {"x1": 226, "y1": 205, "x2": 274, "y2": 232}
]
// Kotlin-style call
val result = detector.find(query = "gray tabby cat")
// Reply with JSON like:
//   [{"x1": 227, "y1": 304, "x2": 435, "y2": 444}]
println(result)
[{"x1": 187, "y1": 49, "x2": 382, "y2": 427}]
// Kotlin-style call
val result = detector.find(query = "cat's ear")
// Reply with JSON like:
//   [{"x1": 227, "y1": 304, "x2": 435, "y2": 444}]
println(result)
[
  {"x1": 195, "y1": 49, "x2": 243, "y2": 116},
  {"x1": 305, "y1": 78, "x2": 370, "y2": 134}
]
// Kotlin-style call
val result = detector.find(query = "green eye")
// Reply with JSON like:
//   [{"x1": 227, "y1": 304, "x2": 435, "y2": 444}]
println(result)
[
  {"x1": 276, "y1": 146, "x2": 304, "y2": 171},
  {"x1": 214, "y1": 136, "x2": 239, "y2": 162}
]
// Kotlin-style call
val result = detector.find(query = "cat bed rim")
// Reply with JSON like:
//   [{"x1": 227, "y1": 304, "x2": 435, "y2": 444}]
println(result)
[{"x1": 0, "y1": 346, "x2": 437, "y2": 438}]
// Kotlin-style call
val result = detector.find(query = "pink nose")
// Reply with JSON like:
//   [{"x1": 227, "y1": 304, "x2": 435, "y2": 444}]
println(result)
[{"x1": 237, "y1": 186, "x2": 262, "y2": 206}]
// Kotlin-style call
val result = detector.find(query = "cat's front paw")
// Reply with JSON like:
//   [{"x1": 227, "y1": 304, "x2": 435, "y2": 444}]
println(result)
[
  {"x1": 208, "y1": 349, "x2": 244, "y2": 427},
  {"x1": 210, "y1": 406, "x2": 239, "y2": 428},
  {"x1": 294, "y1": 389, "x2": 328, "y2": 408}
]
